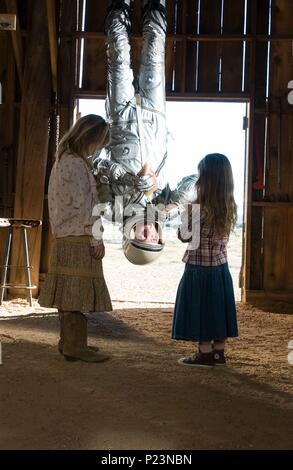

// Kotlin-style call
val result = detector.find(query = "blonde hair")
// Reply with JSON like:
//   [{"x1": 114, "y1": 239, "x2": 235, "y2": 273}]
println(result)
[
  {"x1": 196, "y1": 153, "x2": 237, "y2": 238},
  {"x1": 57, "y1": 114, "x2": 109, "y2": 161}
]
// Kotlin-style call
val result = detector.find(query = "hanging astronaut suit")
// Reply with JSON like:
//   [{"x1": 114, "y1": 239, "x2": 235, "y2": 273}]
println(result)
[
  {"x1": 106, "y1": 0, "x2": 167, "y2": 187},
  {"x1": 93, "y1": 0, "x2": 197, "y2": 264}
]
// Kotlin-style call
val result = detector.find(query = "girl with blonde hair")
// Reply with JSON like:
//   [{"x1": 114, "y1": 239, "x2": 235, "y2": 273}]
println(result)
[
  {"x1": 172, "y1": 153, "x2": 238, "y2": 367},
  {"x1": 39, "y1": 114, "x2": 112, "y2": 363}
]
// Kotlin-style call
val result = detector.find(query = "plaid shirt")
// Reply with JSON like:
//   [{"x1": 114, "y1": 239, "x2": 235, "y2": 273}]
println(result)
[{"x1": 179, "y1": 223, "x2": 229, "y2": 267}]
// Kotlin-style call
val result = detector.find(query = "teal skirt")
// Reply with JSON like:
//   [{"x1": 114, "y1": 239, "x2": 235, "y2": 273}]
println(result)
[{"x1": 172, "y1": 263, "x2": 238, "y2": 342}]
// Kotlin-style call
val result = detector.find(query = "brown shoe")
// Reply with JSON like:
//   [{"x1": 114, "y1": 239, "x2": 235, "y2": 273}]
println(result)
[
  {"x1": 58, "y1": 311, "x2": 100, "y2": 356},
  {"x1": 178, "y1": 351, "x2": 214, "y2": 368},
  {"x1": 62, "y1": 311, "x2": 110, "y2": 363},
  {"x1": 213, "y1": 349, "x2": 226, "y2": 366}
]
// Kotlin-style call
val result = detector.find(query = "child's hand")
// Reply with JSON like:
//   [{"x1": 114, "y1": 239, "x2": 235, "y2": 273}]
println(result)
[{"x1": 90, "y1": 240, "x2": 105, "y2": 260}]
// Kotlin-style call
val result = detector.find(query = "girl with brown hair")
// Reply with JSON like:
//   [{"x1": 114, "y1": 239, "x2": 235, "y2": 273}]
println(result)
[{"x1": 172, "y1": 153, "x2": 239, "y2": 368}]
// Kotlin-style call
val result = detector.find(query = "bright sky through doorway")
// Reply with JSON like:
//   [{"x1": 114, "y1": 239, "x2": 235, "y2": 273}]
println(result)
[{"x1": 78, "y1": 99, "x2": 246, "y2": 222}]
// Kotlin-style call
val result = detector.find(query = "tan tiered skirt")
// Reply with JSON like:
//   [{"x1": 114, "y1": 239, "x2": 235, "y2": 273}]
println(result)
[{"x1": 39, "y1": 236, "x2": 112, "y2": 312}]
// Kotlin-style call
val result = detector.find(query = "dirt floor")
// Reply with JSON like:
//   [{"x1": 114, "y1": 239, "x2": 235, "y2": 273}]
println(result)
[
  {"x1": 0, "y1": 231, "x2": 292, "y2": 450},
  {"x1": 1, "y1": 302, "x2": 293, "y2": 450}
]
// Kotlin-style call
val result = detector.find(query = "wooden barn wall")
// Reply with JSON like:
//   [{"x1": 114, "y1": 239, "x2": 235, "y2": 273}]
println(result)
[
  {"x1": 10, "y1": 0, "x2": 52, "y2": 293},
  {"x1": 246, "y1": 0, "x2": 293, "y2": 309},
  {"x1": 0, "y1": 0, "x2": 292, "y2": 309},
  {"x1": 0, "y1": 0, "x2": 19, "y2": 270},
  {"x1": 80, "y1": 0, "x2": 252, "y2": 96}
]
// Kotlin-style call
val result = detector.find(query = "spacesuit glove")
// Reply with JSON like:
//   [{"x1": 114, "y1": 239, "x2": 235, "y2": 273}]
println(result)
[{"x1": 135, "y1": 174, "x2": 156, "y2": 192}]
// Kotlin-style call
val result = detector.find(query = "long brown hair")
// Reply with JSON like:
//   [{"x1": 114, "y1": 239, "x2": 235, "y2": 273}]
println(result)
[
  {"x1": 56, "y1": 114, "x2": 109, "y2": 161},
  {"x1": 196, "y1": 153, "x2": 237, "y2": 238}
]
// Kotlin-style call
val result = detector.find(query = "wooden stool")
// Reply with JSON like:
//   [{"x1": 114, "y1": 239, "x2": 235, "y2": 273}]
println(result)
[{"x1": 0, "y1": 218, "x2": 42, "y2": 307}]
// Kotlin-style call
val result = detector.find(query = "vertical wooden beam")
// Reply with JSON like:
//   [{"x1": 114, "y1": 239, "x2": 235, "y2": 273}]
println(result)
[
  {"x1": 58, "y1": 0, "x2": 78, "y2": 137},
  {"x1": 242, "y1": 0, "x2": 257, "y2": 300},
  {"x1": 0, "y1": 26, "x2": 15, "y2": 266},
  {"x1": 197, "y1": 0, "x2": 222, "y2": 93},
  {"x1": 180, "y1": 0, "x2": 188, "y2": 93},
  {"x1": 11, "y1": 0, "x2": 51, "y2": 295},
  {"x1": 46, "y1": 0, "x2": 58, "y2": 93},
  {"x1": 4, "y1": 0, "x2": 23, "y2": 89}
]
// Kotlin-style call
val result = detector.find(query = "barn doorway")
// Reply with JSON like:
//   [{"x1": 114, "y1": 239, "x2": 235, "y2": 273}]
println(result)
[{"x1": 78, "y1": 98, "x2": 247, "y2": 303}]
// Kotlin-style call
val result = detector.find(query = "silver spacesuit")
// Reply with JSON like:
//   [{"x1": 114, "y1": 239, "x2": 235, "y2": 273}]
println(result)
[
  {"x1": 93, "y1": 1, "x2": 167, "y2": 215},
  {"x1": 92, "y1": 0, "x2": 197, "y2": 263}
]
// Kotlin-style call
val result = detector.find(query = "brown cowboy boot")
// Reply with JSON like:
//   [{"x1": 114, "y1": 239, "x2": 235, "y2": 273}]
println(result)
[
  {"x1": 62, "y1": 311, "x2": 109, "y2": 363},
  {"x1": 58, "y1": 310, "x2": 99, "y2": 356}
]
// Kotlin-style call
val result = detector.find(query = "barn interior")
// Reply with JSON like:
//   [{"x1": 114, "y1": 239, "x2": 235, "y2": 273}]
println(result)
[{"x1": 0, "y1": 0, "x2": 292, "y2": 450}]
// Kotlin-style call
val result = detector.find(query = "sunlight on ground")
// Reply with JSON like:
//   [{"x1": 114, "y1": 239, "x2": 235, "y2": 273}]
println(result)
[{"x1": 0, "y1": 227, "x2": 242, "y2": 317}]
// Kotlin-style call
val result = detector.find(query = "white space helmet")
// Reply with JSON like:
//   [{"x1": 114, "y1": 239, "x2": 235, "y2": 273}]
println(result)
[{"x1": 122, "y1": 213, "x2": 164, "y2": 265}]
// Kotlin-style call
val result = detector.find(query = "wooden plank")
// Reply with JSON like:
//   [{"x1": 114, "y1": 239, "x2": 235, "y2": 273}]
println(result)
[
  {"x1": 279, "y1": 111, "x2": 293, "y2": 200},
  {"x1": 286, "y1": 208, "x2": 293, "y2": 290},
  {"x1": 221, "y1": 42, "x2": 243, "y2": 93},
  {"x1": 69, "y1": 31, "x2": 293, "y2": 41},
  {"x1": 170, "y1": 40, "x2": 186, "y2": 93},
  {"x1": 263, "y1": 207, "x2": 287, "y2": 290},
  {"x1": 221, "y1": 0, "x2": 246, "y2": 93},
  {"x1": 254, "y1": 42, "x2": 268, "y2": 108},
  {"x1": 249, "y1": 207, "x2": 264, "y2": 290},
  {"x1": 243, "y1": 0, "x2": 257, "y2": 297},
  {"x1": 196, "y1": 0, "x2": 222, "y2": 93},
  {"x1": 245, "y1": 289, "x2": 293, "y2": 313},
  {"x1": 46, "y1": 0, "x2": 58, "y2": 93},
  {"x1": 266, "y1": 113, "x2": 279, "y2": 198},
  {"x1": 198, "y1": 0, "x2": 222, "y2": 34},
  {"x1": 270, "y1": 40, "x2": 293, "y2": 106},
  {"x1": 82, "y1": 38, "x2": 107, "y2": 91},
  {"x1": 58, "y1": 0, "x2": 77, "y2": 134},
  {"x1": 243, "y1": 41, "x2": 251, "y2": 94},
  {"x1": 197, "y1": 41, "x2": 220, "y2": 92},
  {"x1": 179, "y1": 0, "x2": 188, "y2": 92},
  {"x1": 0, "y1": 28, "x2": 15, "y2": 270},
  {"x1": 185, "y1": 0, "x2": 198, "y2": 35},
  {"x1": 5, "y1": 0, "x2": 23, "y2": 89},
  {"x1": 185, "y1": 40, "x2": 197, "y2": 92},
  {"x1": 271, "y1": 0, "x2": 293, "y2": 35},
  {"x1": 40, "y1": 199, "x2": 54, "y2": 276},
  {"x1": 84, "y1": 0, "x2": 108, "y2": 32},
  {"x1": 15, "y1": 0, "x2": 28, "y2": 30},
  {"x1": 74, "y1": 89, "x2": 250, "y2": 100},
  {"x1": 256, "y1": 0, "x2": 270, "y2": 34},
  {"x1": 39, "y1": 104, "x2": 58, "y2": 276},
  {"x1": 252, "y1": 113, "x2": 265, "y2": 198},
  {"x1": 11, "y1": 0, "x2": 51, "y2": 295},
  {"x1": 252, "y1": 202, "x2": 293, "y2": 207},
  {"x1": 267, "y1": 41, "x2": 293, "y2": 200},
  {"x1": 223, "y1": 0, "x2": 245, "y2": 34}
]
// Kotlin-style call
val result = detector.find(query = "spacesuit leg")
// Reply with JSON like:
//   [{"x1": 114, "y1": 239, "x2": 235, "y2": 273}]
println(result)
[
  {"x1": 139, "y1": 2, "x2": 167, "y2": 113},
  {"x1": 138, "y1": 3, "x2": 167, "y2": 189},
  {"x1": 105, "y1": 3, "x2": 135, "y2": 120}
]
